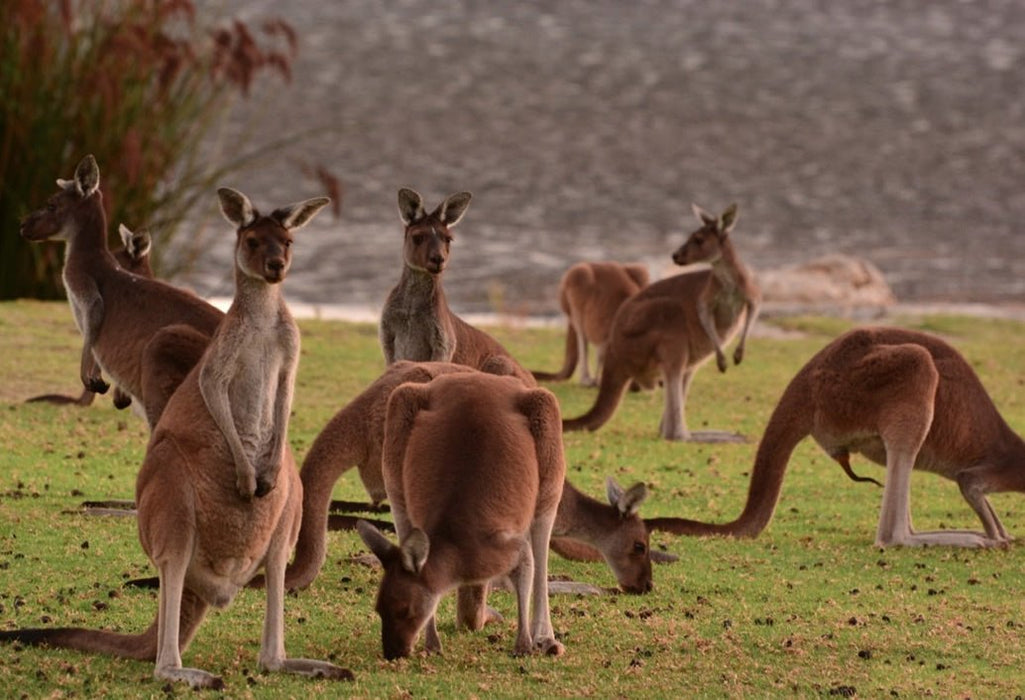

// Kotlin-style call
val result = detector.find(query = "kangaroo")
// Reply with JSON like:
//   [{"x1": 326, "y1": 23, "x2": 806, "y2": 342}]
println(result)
[
  {"x1": 379, "y1": 187, "x2": 535, "y2": 386},
  {"x1": 533, "y1": 261, "x2": 650, "y2": 386},
  {"x1": 356, "y1": 371, "x2": 566, "y2": 659},
  {"x1": 0, "y1": 188, "x2": 352, "y2": 689},
  {"x1": 19, "y1": 155, "x2": 224, "y2": 427},
  {"x1": 646, "y1": 326, "x2": 1025, "y2": 547},
  {"x1": 562, "y1": 203, "x2": 761, "y2": 441},
  {"x1": 283, "y1": 360, "x2": 652, "y2": 595},
  {"x1": 26, "y1": 223, "x2": 154, "y2": 409}
]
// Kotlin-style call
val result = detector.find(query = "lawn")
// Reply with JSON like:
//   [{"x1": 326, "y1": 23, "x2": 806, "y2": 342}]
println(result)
[{"x1": 0, "y1": 300, "x2": 1022, "y2": 698}]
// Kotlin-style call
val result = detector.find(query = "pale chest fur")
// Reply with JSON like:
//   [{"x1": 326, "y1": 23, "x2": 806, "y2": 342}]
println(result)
[
  {"x1": 213, "y1": 314, "x2": 298, "y2": 454},
  {"x1": 383, "y1": 279, "x2": 456, "y2": 362},
  {"x1": 705, "y1": 269, "x2": 750, "y2": 341}
]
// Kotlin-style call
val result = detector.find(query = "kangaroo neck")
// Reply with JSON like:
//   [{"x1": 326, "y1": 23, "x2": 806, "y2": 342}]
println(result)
[
  {"x1": 230, "y1": 269, "x2": 286, "y2": 323},
  {"x1": 707, "y1": 242, "x2": 744, "y2": 289},
  {"x1": 552, "y1": 480, "x2": 610, "y2": 539},
  {"x1": 399, "y1": 265, "x2": 447, "y2": 311},
  {"x1": 63, "y1": 193, "x2": 117, "y2": 272}
]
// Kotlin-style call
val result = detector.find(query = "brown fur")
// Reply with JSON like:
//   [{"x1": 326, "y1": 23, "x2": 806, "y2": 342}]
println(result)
[
  {"x1": 26, "y1": 223, "x2": 154, "y2": 409},
  {"x1": 0, "y1": 189, "x2": 352, "y2": 688},
  {"x1": 19, "y1": 156, "x2": 223, "y2": 427},
  {"x1": 563, "y1": 204, "x2": 761, "y2": 441},
  {"x1": 357, "y1": 372, "x2": 566, "y2": 659},
  {"x1": 533, "y1": 261, "x2": 650, "y2": 386},
  {"x1": 646, "y1": 326, "x2": 1025, "y2": 547},
  {"x1": 284, "y1": 361, "x2": 652, "y2": 594},
  {"x1": 379, "y1": 188, "x2": 535, "y2": 385}
]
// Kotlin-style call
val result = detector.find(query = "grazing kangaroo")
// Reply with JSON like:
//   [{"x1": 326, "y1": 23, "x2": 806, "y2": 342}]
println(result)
[
  {"x1": 0, "y1": 189, "x2": 353, "y2": 689},
  {"x1": 357, "y1": 371, "x2": 566, "y2": 659},
  {"x1": 26, "y1": 223, "x2": 154, "y2": 409},
  {"x1": 646, "y1": 326, "x2": 1025, "y2": 547},
  {"x1": 284, "y1": 360, "x2": 652, "y2": 595},
  {"x1": 533, "y1": 261, "x2": 650, "y2": 386},
  {"x1": 563, "y1": 203, "x2": 761, "y2": 441},
  {"x1": 379, "y1": 188, "x2": 535, "y2": 385},
  {"x1": 19, "y1": 155, "x2": 224, "y2": 427}
]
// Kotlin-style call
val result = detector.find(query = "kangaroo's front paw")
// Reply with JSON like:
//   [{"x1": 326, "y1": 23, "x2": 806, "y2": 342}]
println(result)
[
  {"x1": 112, "y1": 389, "x2": 132, "y2": 409},
  {"x1": 236, "y1": 470, "x2": 257, "y2": 501},
  {"x1": 733, "y1": 346, "x2": 745, "y2": 365},
  {"x1": 254, "y1": 474, "x2": 277, "y2": 498},
  {"x1": 715, "y1": 352, "x2": 727, "y2": 373},
  {"x1": 85, "y1": 376, "x2": 110, "y2": 394}
]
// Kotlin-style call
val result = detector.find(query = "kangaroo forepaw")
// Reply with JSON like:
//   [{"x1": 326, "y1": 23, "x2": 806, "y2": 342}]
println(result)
[
  {"x1": 85, "y1": 376, "x2": 110, "y2": 394},
  {"x1": 254, "y1": 475, "x2": 276, "y2": 498},
  {"x1": 716, "y1": 353, "x2": 727, "y2": 373},
  {"x1": 733, "y1": 347, "x2": 744, "y2": 365},
  {"x1": 112, "y1": 389, "x2": 132, "y2": 409},
  {"x1": 236, "y1": 472, "x2": 257, "y2": 501}
]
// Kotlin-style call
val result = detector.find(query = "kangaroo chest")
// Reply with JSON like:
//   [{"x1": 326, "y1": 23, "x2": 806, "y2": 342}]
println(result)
[
  {"x1": 224, "y1": 323, "x2": 297, "y2": 453},
  {"x1": 386, "y1": 283, "x2": 456, "y2": 362}
]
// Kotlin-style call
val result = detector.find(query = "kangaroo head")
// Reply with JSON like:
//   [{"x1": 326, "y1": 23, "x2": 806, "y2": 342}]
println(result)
[
  {"x1": 20, "y1": 154, "x2": 102, "y2": 242},
  {"x1": 357, "y1": 520, "x2": 439, "y2": 660},
  {"x1": 603, "y1": 477, "x2": 653, "y2": 594},
  {"x1": 218, "y1": 187, "x2": 330, "y2": 284},
  {"x1": 397, "y1": 188, "x2": 472, "y2": 275},
  {"x1": 671, "y1": 203, "x2": 739, "y2": 267}
]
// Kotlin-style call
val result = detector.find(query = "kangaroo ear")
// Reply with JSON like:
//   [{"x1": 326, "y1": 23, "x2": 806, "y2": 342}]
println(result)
[
  {"x1": 400, "y1": 529, "x2": 430, "y2": 575},
  {"x1": 436, "y1": 192, "x2": 471, "y2": 227},
  {"x1": 73, "y1": 155, "x2": 100, "y2": 197},
  {"x1": 130, "y1": 229, "x2": 152, "y2": 259},
  {"x1": 274, "y1": 197, "x2": 331, "y2": 231},
  {"x1": 719, "y1": 203, "x2": 739, "y2": 235},
  {"x1": 691, "y1": 203, "x2": 717, "y2": 228},
  {"x1": 117, "y1": 223, "x2": 151, "y2": 259},
  {"x1": 356, "y1": 520, "x2": 400, "y2": 564},
  {"x1": 398, "y1": 188, "x2": 425, "y2": 225},
  {"x1": 217, "y1": 187, "x2": 256, "y2": 229},
  {"x1": 607, "y1": 477, "x2": 648, "y2": 517},
  {"x1": 118, "y1": 223, "x2": 134, "y2": 249}
]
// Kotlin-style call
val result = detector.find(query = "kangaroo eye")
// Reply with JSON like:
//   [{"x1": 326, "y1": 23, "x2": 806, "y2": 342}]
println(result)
[
  {"x1": 633, "y1": 541, "x2": 647, "y2": 555},
  {"x1": 247, "y1": 237, "x2": 259, "y2": 250},
  {"x1": 412, "y1": 234, "x2": 425, "y2": 245}
]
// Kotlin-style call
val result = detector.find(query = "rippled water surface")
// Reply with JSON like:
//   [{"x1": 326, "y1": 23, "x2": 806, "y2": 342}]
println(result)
[{"x1": 179, "y1": 0, "x2": 1025, "y2": 316}]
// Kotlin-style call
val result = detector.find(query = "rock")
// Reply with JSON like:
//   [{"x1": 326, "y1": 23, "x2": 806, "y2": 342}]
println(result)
[{"x1": 756, "y1": 254, "x2": 896, "y2": 314}]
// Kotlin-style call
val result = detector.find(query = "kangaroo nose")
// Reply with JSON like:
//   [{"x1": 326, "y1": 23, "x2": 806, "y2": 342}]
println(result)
[
  {"x1": 429, "y1": 253, "x2": 444, "y2": 265},
  {"x1": 267, "y1": 259, "x2": 285, "y2": 273}
]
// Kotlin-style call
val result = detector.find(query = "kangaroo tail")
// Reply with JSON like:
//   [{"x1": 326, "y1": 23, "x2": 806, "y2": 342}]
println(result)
[
  {"x1": 0, "y1": 588, "x2": 207, "y2": 661},
  {"x1": 531, "y1": 323, "x2": 578, "y2": 381},
  {"x1": 285, "y1": 411, "x2": 364, "y2": 591},
  {"x1": 562, "y1": 362, "x2": 631, "y2": 432},
  {"x1": 25, "y1": 391, "x2": 94, "y2": 407},
  {"x1": 646, "y1": 367, "x2": 813, "y2": 538}
]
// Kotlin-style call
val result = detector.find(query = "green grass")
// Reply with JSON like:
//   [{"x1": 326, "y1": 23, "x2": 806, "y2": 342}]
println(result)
[{"x1": 1, "y1": 301, "x2": 1023, "y2": 698}]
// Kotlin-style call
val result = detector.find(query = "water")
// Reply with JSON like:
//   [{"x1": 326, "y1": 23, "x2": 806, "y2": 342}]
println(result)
[{"x1": 178, "y1": 0, "x2": 1025, "y2": 317}]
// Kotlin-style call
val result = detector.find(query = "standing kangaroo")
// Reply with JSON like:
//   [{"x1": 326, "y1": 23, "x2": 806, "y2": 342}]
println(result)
[
  {"x1": 646, "y1": 327, "x2": 1025, "y2": 547},
  {"x1": 19, "y1": 155, "x2": 224, "y2": 426},
  {"x1": 0, "y1": 189, "x2": 353, "y2": 689},
  {"x1": 284, "y1": 360, "x2": 652, "y2": 595},
  {"x1": 379, "y1": 188, "x2": 535, "y2": 385},
  {"x1": 26, "y1": 223, "x2": 154, "y2": 409},
  {"x1": 563, "y1": 203, "x2": 761, "y2": 441},
  {"x1": 533, "y1": 261, "x2": 650, "y2": 386},
  {"x1": 357, "y1": 372, "x2": 566, "y2": 659}
]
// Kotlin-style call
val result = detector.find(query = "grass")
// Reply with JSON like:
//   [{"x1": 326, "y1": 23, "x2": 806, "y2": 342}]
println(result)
[{"x1": 0, "y1": 300, "x2": 1023, "y2": 698}]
